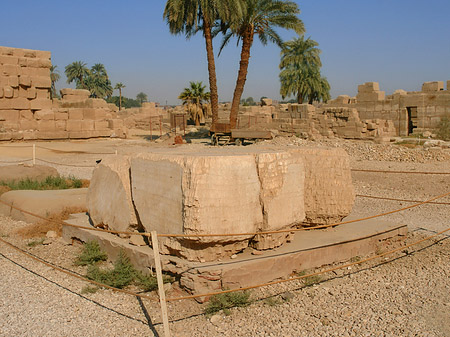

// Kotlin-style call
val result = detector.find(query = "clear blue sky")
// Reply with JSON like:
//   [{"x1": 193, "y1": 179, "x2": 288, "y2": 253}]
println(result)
[{"x1": 1, "y1": 0, "x2": 449, "y2": 105}]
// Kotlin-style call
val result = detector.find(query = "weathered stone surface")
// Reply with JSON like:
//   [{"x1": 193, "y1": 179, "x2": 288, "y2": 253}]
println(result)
[
  {"x1": 0, "y1": 164, "x2": 59, "y2": 182},
  {"x1": 0, "y1": 188, "x2": 87, "y2": 223},
  {"x1": 87, "y1": 155, "x2": 138, "y2": 232},
  {"x1": 290, "y1": 147, "x2": 355, "y2": 224},
  {"x1": 131, "y1": 153, "x2": 263, "y2": 239}
]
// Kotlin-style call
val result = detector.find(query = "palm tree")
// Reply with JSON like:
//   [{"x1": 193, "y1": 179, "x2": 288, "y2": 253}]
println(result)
[
  {"x1": 85, "y1": 63, "x2": 113, "y2": 99},
  {"x1": 136, "y1": 92, "x2": 148, "y2": 105},
  {"x1": 50, "y1": 65, "x2": 60, "y2": 99},
  {"x1": 164, "y1": 0, "x2": 242, "y2": 126},
  {"x1": 114, "y1": 82, "x2": 126, "y2": 110},
  {"x1": 65, "y1": 61, "x2": 90, "y2": 89},
  {"x1": 279, "y1": 36, "x2": 330, "y2": 103},
  {"x1": 220, "y1": 0, "x2": 304, "y2": 128},
  {"x1": 178, "y1": 81, "x2": 210, "y2": 126}
]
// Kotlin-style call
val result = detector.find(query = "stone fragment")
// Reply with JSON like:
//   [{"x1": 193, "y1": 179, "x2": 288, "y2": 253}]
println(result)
[
  {"x1": 87, "y1": 155, "x2": 138, "y2": 232},
  {"x1": 129, "y1": 234, "x2": 147, "y2": 246}
]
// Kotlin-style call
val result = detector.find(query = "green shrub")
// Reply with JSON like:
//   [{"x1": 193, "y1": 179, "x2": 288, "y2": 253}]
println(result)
[
  {"x1": 81, "y1": 286, "x2": 99, "y2": 294},
  {"x1": 75, "y1": 241, "x2": 108, "y2": 266},
  {"x1": 205, "y1": 291, "x2": 251, "y2": 315},
  {"x1": 27, "y1": 238, "x2": 45, "y2": 247},
  {"x1": 0, "y1": 175, "x2": 83, "y2": 191},
  {"x1": 436, "y1": 117, "x2": 450, "y2": 141},
  {"x1": 86, "y1": 250, "x2": 136, "y2": 289},
  {"x1": 135, "y1": 272, "x2": 173, "y2": 292}
]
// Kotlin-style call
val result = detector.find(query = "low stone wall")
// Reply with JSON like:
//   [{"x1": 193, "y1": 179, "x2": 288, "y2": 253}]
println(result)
[
  {"x1": 0, "y1": 46, "x2": 127, "y2": 141},
  {"x1": 87, "y1": 147, "x2": 355, "y2": 262}
]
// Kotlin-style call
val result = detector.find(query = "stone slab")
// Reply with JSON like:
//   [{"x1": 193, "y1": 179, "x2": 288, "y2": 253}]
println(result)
[
  {"x1": 62, "y1": 214, "x2": 406, "y2": 299},
  {"x1": 0, "y1": 188, "x2": 88, "y2": 223}
]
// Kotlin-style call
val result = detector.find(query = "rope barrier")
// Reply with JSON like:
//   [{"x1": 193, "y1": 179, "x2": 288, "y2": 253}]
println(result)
[
  {"x1": 0, "y1": 237, "x2": 157, "y2": 302},
  {"x1": 35, "y1": 158, "x2": 97, "y2": 168},
  {"x1": 351, "y1": 168, "x2": 450, "y2": 175},
  {"x1": 35, "y1": 145, "x2": 116, "y2": 155},
  {"x1": 356, "y1": 194, "x2": 450, "y2": 205},
  {"x1": 0, "y1": 191, "x2": 449, "y2": 239},
  {"x1": 0, "y1": 221, "x2": 448, "y2": 305},
  {"x1": 0, "y1": 158, "x2": 33, "y2": 164},
  {"x1": 165, "y1": 226, "x2": 450, "y2": 302}
]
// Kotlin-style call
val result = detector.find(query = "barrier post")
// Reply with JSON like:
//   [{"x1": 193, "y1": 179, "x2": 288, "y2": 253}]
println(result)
[
  {"x1": 32, "y1": 144, "x2": 36, "y2": 165},
  {"x1": 150, "y1": 231, "x2": 171, "y2": 337},
  {"x1": 150, "y1": 118, "x2": 153, "y2": 141}
]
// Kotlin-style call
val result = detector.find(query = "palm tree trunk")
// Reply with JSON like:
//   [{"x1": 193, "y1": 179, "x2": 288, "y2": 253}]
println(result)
[
  {"x1": 297, "y1": 91, "x2": 303, "y2": 104},
  {"x1": 229, "y1": 27, "x2": 254, "y2": 129},
  {"x1": 119, "y1": 89, "x2": 122, "y2": 111},
  {"x1": 203, "y1": 19, "x2": 219, "y2": 126}
]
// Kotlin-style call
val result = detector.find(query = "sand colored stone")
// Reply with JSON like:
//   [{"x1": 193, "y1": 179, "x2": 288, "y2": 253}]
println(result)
[
  {"x1": 87, "y1": 155, "x2": 138, "y2": 232},
  {"x1": 87, "y1": 147, "x2": 354, "y2": 261}
]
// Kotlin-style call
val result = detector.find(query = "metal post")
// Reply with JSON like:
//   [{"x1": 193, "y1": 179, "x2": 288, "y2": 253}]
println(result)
[
  {"x1": 150, "y1": 118, "x2": 153, "y2": 141},
  {"x1": 32, "y1": 144, "x2": 36, "y2": 165},
  {"x1": 150, "y1": 231, "x2": 171, "y2": 337}
]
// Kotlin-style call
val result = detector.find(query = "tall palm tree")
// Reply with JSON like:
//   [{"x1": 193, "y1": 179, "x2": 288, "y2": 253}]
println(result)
[
  {"x1": 136, "y1": 92, "x2": 148, "y2": 105},
  {"x1": 279, "y1": 36, "x2": 330, "y2": 103},
  {"x1": 114, "y1": 82, "x2": 126, "y2": 111},
  {"x1": 65, "y1": 61, "x2": 90, "y2": 89},
  {"x1": 220, "y1": 0, "x2": 304, "y2": 128},
  {"x1": 178, "y1": 81, "x2": 210, "y2": 126},
  {"x1": 50, "y1": 65, "x2": 60, "y2": 99},
  {"x1": 86, "y1": 63, "x2": 113, "y2": 99},
  {"x1": 164, "y1": 0, "x2": 242, "y2": 126}
]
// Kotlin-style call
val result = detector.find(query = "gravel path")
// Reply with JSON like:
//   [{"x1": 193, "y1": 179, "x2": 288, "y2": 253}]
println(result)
[{"x1": 1, "y1": 136, "x2": 449, "y2": 336}]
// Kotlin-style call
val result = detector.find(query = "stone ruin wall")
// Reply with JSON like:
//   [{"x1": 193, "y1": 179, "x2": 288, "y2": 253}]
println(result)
[
  {"x1": 0, "y1": 46, "x2": 127, "y2": 141},
  {"x1": 234, "y1": 81, "x2": 450, "y2": 140}
]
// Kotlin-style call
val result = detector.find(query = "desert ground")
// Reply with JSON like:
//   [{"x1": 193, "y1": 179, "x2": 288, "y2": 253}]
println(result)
[{"x1": 0, "y1": 131, "x2": 449, "y2": 337}]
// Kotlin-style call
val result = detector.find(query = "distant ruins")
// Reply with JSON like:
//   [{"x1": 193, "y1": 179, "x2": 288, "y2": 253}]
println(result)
[
  {"x1": 1, "y1": 45, "x2": 448, "y2": 142},
  {"x1": 0, "y1": 46, "x2": 126, "y2": 141}
]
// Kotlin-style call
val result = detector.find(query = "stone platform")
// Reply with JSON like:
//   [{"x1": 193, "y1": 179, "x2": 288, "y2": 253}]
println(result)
[{"x1": 63, "y1": 213, "x2": 407, "y2": 299}]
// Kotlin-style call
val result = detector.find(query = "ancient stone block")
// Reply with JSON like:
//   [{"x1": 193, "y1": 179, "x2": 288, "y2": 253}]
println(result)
[
  {"x1": 0, "y1": 110, "x2": 19, "y2": 122},
  {"x1": 422, "y1": 81, "x2": 444, "y2": 92},
  {"x1": 30, "y1": 98, "x2": 52, "y2": 110},
  {"x1": 87, "y1": 156, "x2": 138, "y2": 232},
  {"x1": 83, "y1": 108, "x2": 106, "y2": 120},
  {"x1": 27, "y1": 87, "x2": 36, "y2": 99},
  {"x1": 19, "y1": 119, "x2": 38, "y2": 130},
  {"x1": 68, "y1": 109, "x2": 83, "y2": 120},
  {"x1": 94, "y1": 121, "x2": 109, "y2": 130},
  {"x1": 3, "y1": 86, "x2": 13, "y2": 98},
  {"x1": 290, "y1": 147, "x2": 355, "y2": 224},
  {"x1": 8, "y1": 76, "x2": 19, "y2": 88},
  {"x1": 36, "y1": 88, "x2": 49, "y2": 99},
  {"x1": 131, "y1": 153, "x2": 263, "y2": 239},
  {"x1": 66, "y1": 120, "x2": 82, "y2": 131},
  {"x1": 0, "y1": 55, "x2": 19, "y2": 65},
  {"x1": 68, "y1": 131, "x2": 95, "y2": 139},
  {"x1": 13, "y1": 97, "x2": 30, "y2": 110},
  {"x1": 54, "y1": 112, "x2": 68, "y2": 120},
  {"x1": 36, "y1": 130, "x2": 68, "y2": 140},
  {"x1": 19, "y1": 75, "x2": 31, "y2": 87},
  {"x1": 19, "y1": 110, "x2": 33, "y2": 120},
  {"x1": 108, "y1": 119, "x2": 123, "y2": 128},
  {"x1": 358, "y1": 82, "x2": 380, "y2": 93},
  {"x1": 0, "y1": 99, "x2": 12, "y2": 109},
  {"x1": 31, "y1": 76, "x2": 51, "y2": 88},
  {"x1": 81, "y1": 120, "x2": 95, "y2": 131},
  {"x1": 34, "y1": 109, "x2": 54, "y2": 120},
  {"x1": 37, "y1": 120, "x2": 56, "y2": 131},
  {"x1": 27, "y1": 58, "x2": 52, "y2": 69},
  {"x1": 55, "y1": 120, "x2": 66, "y2": 130},
  {"x1": 2, "y1": 64, "x2": 19, "y2": 76}
]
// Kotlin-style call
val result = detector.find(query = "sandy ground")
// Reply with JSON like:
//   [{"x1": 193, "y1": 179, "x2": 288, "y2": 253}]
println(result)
[{"x1": 0, "y1": 132, "x2": 449, "y2": 336}]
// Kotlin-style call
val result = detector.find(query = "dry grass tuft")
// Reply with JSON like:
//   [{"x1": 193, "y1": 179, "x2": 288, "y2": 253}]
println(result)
[{"x1": 16, "y1": 206, "x2": 87, "y2": 238}]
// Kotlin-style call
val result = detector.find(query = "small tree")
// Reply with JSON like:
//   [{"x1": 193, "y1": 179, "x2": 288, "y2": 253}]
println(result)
[
  {"x1": 50, "y1": 65, "x2": 60, "y2": 99},
  {"x1": 136, "y1": 92, "x2": 148, "y2": 105},
  {"x1": 114, "y1": 82, "x2": 126, "y2": 111},
  {"x1": 179, "y1": 81, "x2": 210, "y2": 126}
]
